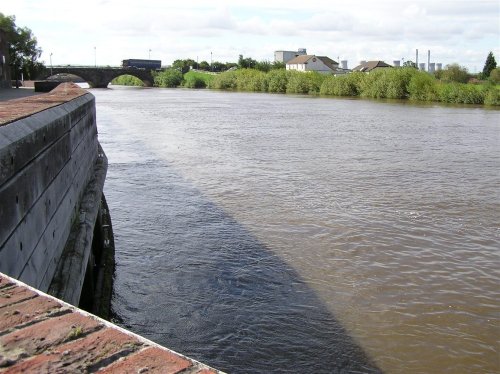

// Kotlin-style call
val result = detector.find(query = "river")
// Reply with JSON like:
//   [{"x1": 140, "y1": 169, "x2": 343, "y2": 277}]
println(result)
[{"x1": 92, "y1": 86, "x2": 499, "y2": 373}]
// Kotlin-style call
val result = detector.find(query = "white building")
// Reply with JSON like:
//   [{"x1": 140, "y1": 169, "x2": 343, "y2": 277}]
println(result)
[
  {"x1": 274, "y1": 48, "x2": 307, "y2": 64},
  {"x1": 286, "y1": 55, "x2": 339, "y2": 74}
]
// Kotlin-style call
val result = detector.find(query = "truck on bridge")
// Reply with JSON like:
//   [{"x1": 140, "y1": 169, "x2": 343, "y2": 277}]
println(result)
[{"x1": 122, "y1": 59, "x2": 161, "y2": 70}]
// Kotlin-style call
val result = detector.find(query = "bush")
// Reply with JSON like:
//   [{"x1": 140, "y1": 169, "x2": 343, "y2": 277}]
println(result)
[
  {"x1": 266, "y1": 69, "x2": 289, "y2": 93},
  {"x1": 360, "y1": 69, "x2": 389, "y2": 98},
  {"x1": 320, "y1": 73, "x2": 364, "y2": 96},
  {"x1": 235, "y1": 69, "x2": 267, "y2": 91},
  {"x1": 489, "y1": 68, "x2": 500, "y2": 84},
  {"x1": 286, "y1": 71, "x2": 325, "y2": 94},
  {"x1": 483, "y1": 87, "x2": 500, "y2": 105},
  {"x1": 184, "y1": 75, "x2": 206, "y2": 88},
  {"x1": 183, "y1": 71, "x2": 213, "y2": 88},
  {"x1": 437, "y1": 64, "x2": 470, "y2": 83},
  {"x1": 210, "y1": 71, "x2": 237, "y2": 89},
  {"x1": 154, "y1": 69, "x2": 183, "y2": 87},
  {"x1": 408, "y1": 72, "x2": 438, "y2": 101},
  {"x1": 111, "y1": 74, "x2": 143, "y2": 86},
  {"x1": 437, "y1": 83, "x2": 484, "y2": 104}
]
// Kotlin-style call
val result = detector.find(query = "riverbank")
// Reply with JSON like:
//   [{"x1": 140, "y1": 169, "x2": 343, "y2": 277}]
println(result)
[
  {"x1": 113, "y1": 68, "x2": 500, "y2": 106},
  {"x1": 207, "y1": 68, "x2": 500, "y2": 106}
]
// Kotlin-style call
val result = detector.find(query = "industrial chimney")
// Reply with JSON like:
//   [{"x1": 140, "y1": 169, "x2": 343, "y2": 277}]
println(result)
[
  {"x1": 427, "y1": 50, "x2": 431, "y2": 72},
  {"x1": 416, "y1": 49, "x2": 419, "y2": 66}
]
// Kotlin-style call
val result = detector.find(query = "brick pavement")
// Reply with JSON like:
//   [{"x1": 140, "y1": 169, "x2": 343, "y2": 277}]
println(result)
[{"x1": 0, "y1": 273, "x2": 222, "y2": 373}]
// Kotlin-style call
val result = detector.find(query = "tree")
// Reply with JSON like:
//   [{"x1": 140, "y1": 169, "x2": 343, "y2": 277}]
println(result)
[
  {"x1": 0, "y1": 13, "x2": 43, "y2": 81},
  {"x1": 481, "y1": 51, "x2": 497, "y2": 79},
  {"x1": 437, "y1": 63, "x2": 470, "y2": 83},
  {"x1": 403, "y1": 60, "x2": 417, "y2": 69},
  {"x1": 198, "y1": 61, "x2": 210, "y2": 71},
  {"x1": 489, "y1": 68, "x2": 500, "y2": 84},
  {"x1": 238, "y1": 54, "x2": 257, "y2": 69},
  {"x1": 172, "y1": 59, "x2": 196, "y2": 74}
]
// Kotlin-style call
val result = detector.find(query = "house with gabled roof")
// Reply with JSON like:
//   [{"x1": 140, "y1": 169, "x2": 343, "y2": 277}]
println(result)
[
  {"x1": 352, "y1": 60, "x2": 392, "y2": 73},
  {"x1": 286, "y1": 55, "x2": 340, "y2": 74}
]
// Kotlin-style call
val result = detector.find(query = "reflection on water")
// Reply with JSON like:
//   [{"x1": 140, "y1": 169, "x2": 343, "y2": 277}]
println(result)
[{"x1": 94, "y1": 87, "x2": 500, "y2": 373}]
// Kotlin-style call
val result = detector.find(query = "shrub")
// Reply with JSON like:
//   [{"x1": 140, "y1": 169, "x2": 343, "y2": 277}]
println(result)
[
  {"x1": 320, "y1": 74, "x2": 362, "y2": 96},
  {"x1": 184, "y1": 75, "x2": 206, "y2": 88},
  {"x1": 235, "y1": 69, "x2": 267, "y2": 91},
  {"x1": 437, "y1": 83, "x2": 484, "y2": 104},
  {"x1": 408, "y1": 72, "x2": 438, "y2": 101},
  {"x1": 360, "y1": 69, "x2": 389, "y2": 98},
  {"x1": 183, "y1": 71, "x2": 214, "y2": 88},
  {"x1": 438, "y1": 64, "x2": 470, "y2": 83},
  {"x1": 154, "y1": 69, "x2": 183, "y2": 88},
  {"x1": 210, "y1": 71, "x2": 237, "y2": 89},
  {"x1": 286, "y1": 71, "x2": 325, "y2": 94},
  {"x1": 111, "y1": 74, "x2": 143, "y2": 86},
  {"x1": 483, "y1": 87, "x2": 500, "y2": 105},
  {"x1": 266, "y1": 69, "x2": 289, "y2": 93},
  {"x1": 489, "y1": 68, "x2": 500, "y2": 84}
]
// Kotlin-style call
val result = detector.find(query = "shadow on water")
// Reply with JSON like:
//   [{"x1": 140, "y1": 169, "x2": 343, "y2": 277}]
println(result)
[{"x1": 107, "y1": 155, "x2": 382, "y2": 374}]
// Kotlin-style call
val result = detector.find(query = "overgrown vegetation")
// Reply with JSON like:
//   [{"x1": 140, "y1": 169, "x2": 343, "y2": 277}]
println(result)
[
  {"x1": 208, "y1": 66, "x2": 499, "y2": 105},
  {"x1": 111, "y1": 74, "x2": 143, "y2": 86},
  {"x1": 183, "y1": 71, "x2": 214, "y2": 88},
  {"x1": 153, "y1": 69, "x2": 183, "y2": 88},
  {"x1": 151, "y1": 54, "x2": 499, "y2": 106}
]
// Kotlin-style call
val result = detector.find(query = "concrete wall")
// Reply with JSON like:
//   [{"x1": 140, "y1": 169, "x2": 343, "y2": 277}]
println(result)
[{"x1": 0, "y1": 85, "x2": 107, "y2": 305}]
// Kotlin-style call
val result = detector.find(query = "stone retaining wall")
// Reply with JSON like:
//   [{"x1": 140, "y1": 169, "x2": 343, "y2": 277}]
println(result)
[{"x1": 0, "y1": 83, "x2": 106, "y2": 304}]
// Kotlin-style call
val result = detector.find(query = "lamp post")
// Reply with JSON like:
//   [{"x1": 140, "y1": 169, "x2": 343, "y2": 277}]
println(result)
[
  {"x1": 94, "y1": 47, "x2": 96, "y2": 67},
  {"x1": 50, "y1": 53, "x2": 53, "y2": 76}
]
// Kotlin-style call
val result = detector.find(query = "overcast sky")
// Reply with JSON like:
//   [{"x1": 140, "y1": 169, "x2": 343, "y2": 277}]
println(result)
[{"x1": 3, "y1": 0, "x2": 499, "y2": 72}]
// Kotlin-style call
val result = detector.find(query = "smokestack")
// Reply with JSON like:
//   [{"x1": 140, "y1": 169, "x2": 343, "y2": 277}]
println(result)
[
  {"x1": 416, "y1": 49, "x2": 419, "y2": 66},
  {"x1": 427, "y1": 50, "x2": 430, "y2": 72}
]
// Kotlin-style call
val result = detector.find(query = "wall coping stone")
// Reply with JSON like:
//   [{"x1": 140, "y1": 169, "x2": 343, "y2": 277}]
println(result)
[{"x1": 0, "y1": 83, "x2": 88, "y2": 127}]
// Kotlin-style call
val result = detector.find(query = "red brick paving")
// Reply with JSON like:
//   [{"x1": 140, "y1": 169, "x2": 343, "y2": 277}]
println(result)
[
  {"x1": 0, "y1": 82, "x2": 88, "y2": 127},
  {"x1": 0, "y1": 296, "x2": 62, "y2": 332},
  {"x1": 0, "y1": 273, "x2": 223, "y2": 373},
  {"x1": 99, "y1": 347, "x2": 192, "y2": 374}
]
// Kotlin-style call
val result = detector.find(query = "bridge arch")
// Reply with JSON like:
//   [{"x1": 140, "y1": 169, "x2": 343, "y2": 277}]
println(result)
[{"x1": 37, "y1": 67, "x2": 154, "y2": 88}]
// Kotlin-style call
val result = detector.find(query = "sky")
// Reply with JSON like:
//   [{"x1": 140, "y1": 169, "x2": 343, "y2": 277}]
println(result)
[{"x1": 3, "y1": 0, "x2": 499, "y2": 72}]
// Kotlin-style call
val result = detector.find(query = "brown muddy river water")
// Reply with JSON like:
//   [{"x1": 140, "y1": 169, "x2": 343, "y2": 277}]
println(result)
[{"x1": 93, "y1": 86, "x2": 499, "y2": 373}]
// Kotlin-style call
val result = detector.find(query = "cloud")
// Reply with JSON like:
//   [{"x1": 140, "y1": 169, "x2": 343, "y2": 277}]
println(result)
[{"x1": 3, "y1": 0, "x2": 498, "y2": 70}]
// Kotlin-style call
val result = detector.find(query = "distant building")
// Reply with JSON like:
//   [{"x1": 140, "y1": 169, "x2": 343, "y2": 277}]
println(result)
[
  {"x1": 0, "y1": 28, "x2": 11, "y2": 88},
  {"x1": 274, "y1": 48, "x2": 307, "y2": 64},
  {"x1": 286, "y1": 55, "x2": 340, "y2": 74},
  {"x1": 352, "y1": 60, "x2": 392, "y2": 73}
]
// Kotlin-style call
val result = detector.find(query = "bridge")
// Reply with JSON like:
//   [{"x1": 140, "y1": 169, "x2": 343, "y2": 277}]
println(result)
[{"x1": 37, "y1": 66, "x2": 155, "y2": 88}]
